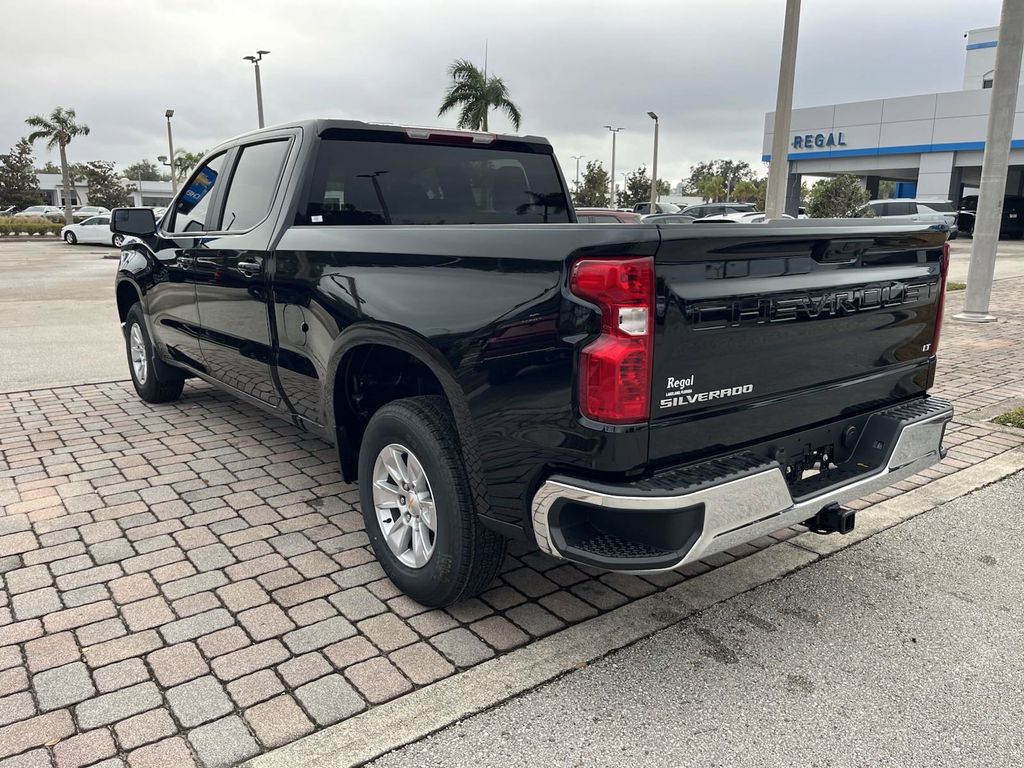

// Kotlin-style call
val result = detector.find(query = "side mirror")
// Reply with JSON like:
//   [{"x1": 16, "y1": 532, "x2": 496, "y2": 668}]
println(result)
[{"x1": 110, "y1": 208, "x2": 157, "y2": 237}]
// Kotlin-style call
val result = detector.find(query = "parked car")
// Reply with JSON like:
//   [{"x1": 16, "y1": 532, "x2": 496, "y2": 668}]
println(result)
[
  {"x1": 14, "y1": 205, "x2": 64, "y2": 219},
  {"x1": 640, "y1": 213, "x2": 696, "y2": 224},
  {"x1": 0, "y1": 206, "x2": 15, "y2": 216},
  {"x1": 632, "y1": 201, "x2": 682, "y2": 215},
  {"x1": 680, "y1": 201, "x2": 757, "y2": 218},
  {"x1": 72, "y1": 206, "x2": 111, "y2": 222},
  {"x1": 695, "y1": 211, "x2": 794, "y2": 224},
  {"x1": 111, "y1": 119, "x2": 953, "y2": 607},
  {"x1": 956, "y1": 195, "x2": 1024, "y2": 238},
  {"x1": 575, "y1": 208, "x2": 642, "y2": 223},
  {"x1": 62, "y1": 215, "x2": 124, "y2": 246},
  {"x1": 856, "y1": 199, "x2": 958, "y2": 239}
]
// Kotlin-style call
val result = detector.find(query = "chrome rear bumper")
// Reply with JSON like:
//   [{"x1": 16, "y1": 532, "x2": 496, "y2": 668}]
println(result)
[{"x1": 531, "y1": 397, "x2": 953, "y2": 572}]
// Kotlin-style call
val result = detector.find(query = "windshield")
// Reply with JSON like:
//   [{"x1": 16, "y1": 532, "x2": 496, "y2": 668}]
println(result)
[{"x1": 300, "y1": 137, "x2": 571, "y2": 225}]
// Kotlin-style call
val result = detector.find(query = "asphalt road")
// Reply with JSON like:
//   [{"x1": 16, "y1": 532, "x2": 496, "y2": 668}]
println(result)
[
  {"x1": 371, "y1": 472, "x2": 1024, "y2": 768},
  {"x1": 0, "y1": 239, "x2": 123, "y2": 392},
  {"x1": 0, "y1": 236, "x2": 1022, "y2": 394}
]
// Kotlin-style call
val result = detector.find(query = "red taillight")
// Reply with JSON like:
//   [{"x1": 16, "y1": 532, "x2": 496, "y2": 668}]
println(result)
[
  {"x1": 931, "y1": 242, "x2": 950, "y2": 355},
  {"x1": 570, "y1": 257, "x2": 655, "y2": 424}
]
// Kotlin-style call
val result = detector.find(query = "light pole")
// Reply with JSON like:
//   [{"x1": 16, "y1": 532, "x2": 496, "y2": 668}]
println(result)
[
  {"x1": 764, "y1": 0, "x2": 801, "y2": 218},
  {"x1": 955, "y1": 0, "x2": 1024, "y2": 323},
  {"x1": 570, "y1": 155, "x2": 584, "y2": 187},
  {"x1": 243, "y1": 50, "x2": 270, "y2": 128},
  {"x1": 647, "y1": 112, "x2": 659, "y2": 213},
  {"x1": 604, "y1": 126, "x2": 622, "y2": 208},
  {"x1": 164, "y1": 109, "x2": 177, "y2": 193}
]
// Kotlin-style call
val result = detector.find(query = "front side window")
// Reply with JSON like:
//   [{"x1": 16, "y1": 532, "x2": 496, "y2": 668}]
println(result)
[
  {"x1": 171, "y1": 153, "x2": 226, "y2": 233},
  {"x1": 299, "y1": 137, "x2": 571, "y2": 225},
  {"x1": 220, "y1": 140, "x2": 290, "y2": 231},
  {"x1": 82, "y1": 217, "x2": 101, "y2": 226}
]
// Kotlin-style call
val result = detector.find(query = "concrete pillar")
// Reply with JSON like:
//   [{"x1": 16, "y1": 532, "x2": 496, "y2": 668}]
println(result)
[
  {"x1": 784, "y1": 172, "x2": 802, "y2": 216},
  {"x1": 916, "y1": 152, "x2": 956, "y2": 201},
  {"x1": 864, "y1": 176, "x2": 881, "y2": 198}
]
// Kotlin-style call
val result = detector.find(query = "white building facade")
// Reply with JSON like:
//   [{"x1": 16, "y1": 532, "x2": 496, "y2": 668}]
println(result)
[
  {"x1": 762, "y1": 26, "x2": 1024, "y2": 213},
  {"x1": 35, "y1": 173, "x2": 175, "y2": 208}
]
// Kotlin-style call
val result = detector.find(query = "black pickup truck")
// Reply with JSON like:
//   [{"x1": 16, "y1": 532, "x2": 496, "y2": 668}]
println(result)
[{"x1": 111, "y1": 120, "x2": 953, "y2": 606}]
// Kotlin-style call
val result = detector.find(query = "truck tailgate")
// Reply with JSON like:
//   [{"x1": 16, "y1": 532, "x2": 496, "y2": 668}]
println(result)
[{"x1": 649, "y1": 221, "x2": 948, "y2": 465}]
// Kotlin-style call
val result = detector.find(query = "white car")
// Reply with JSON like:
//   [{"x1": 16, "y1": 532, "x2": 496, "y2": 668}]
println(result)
[
  {"x1": 61, "y1": 215, "x2": 125, "y2": 246},
  {"x1": 695, "y1": 211, "x2": 794, "y2": 223},
  {"x1": 14, "y1": 205, "x2": 64, "y2": 219},
  {"x1": 856, "y1": 199, "x2": 958, "y2": 238}
]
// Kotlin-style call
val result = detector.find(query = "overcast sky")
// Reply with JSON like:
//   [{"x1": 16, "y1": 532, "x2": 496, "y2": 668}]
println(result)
[{"x1": 0, "y1": 0, "x2": 1003, "y2": 188}]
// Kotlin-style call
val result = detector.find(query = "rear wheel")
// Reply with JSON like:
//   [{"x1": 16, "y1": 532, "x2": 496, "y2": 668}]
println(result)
[
  {"x1": 112, "y1": 233, "x2": 125, "y2": 247},
  {"x1": 124, "y1": 304, "x2": 184, "y2": 403},
  {"x1": 358, "y1": 396, "x2": 507, "y2": 607},
  {"x1": 64, "y1": 231, "x2": 77, "y2": 244}
]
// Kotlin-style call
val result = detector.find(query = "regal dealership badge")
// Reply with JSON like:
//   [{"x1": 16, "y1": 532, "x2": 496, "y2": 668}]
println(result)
[{"x1": 660, "y1": 374, "x2": 754, "y2": 409}]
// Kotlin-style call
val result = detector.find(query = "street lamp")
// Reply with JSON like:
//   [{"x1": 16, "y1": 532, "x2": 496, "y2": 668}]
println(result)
[
  {"x1": 604, "y1": 126, "x2": 622, "y2": 207},
  {"x1": 164, "y1": 109, "x2": 177, "y2": 193},
  {"x1": 243, "y1": 50, "x2": 270, "y2": 128},
  {"x1": 570, "y1": 155, "x2": 585, "y2": 187},
  {"x1": 647, "y1": 112, "x2": 659, "y2": 213}
]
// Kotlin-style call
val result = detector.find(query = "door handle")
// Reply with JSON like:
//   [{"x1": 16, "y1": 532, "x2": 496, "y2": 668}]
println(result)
[{"x1": 237, "y1": 261, "x2": 262, "y2": 274}]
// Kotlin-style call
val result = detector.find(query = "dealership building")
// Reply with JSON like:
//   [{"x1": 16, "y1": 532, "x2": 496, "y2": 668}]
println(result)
[
  {"x1": 35, "y1": 174, "x2": 174, "y2": 208},
  {"x1": 763, "y1": 26, "x2": 1024, "y2": 214}
]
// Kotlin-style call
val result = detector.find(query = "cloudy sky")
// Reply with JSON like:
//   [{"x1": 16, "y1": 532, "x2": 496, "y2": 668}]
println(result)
[{"x1": 0, "y1": 0, "x2": 1003, "y2": 188}]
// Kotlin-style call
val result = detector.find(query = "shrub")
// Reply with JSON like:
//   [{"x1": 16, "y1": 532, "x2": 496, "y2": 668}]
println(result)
[{"x1": 0, "y1": 216, "x2": 63, "y2": 236}]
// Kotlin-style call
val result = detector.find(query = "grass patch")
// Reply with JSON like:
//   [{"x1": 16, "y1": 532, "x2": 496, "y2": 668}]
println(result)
[
  {"x1": 947, "y1": 281, "x2": 967, "y2": 291},
  {"x1": 993, "y1": 407, "x2": 1024, "y2": 429}
]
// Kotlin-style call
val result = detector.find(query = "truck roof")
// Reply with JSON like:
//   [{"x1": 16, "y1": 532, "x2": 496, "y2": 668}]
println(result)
[{"x1": 218, "y1": 119, "x2": 552, "y2": 149}]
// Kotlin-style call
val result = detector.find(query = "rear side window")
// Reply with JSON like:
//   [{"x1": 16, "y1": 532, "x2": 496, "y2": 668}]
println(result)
[
  {"x1": 171, "y1": 153, "x2": 226, "y2": 233},
  {"x1": 886, "y1": 202, "x2": 916, "y2": 216},
  {"x1": 299, "y1": 139, "x2": 571, "y2": 225},
  {"x1": 220, "y1": 140, "x2": 290, "y2": 231},
  {"x1": 918, "y1": 202, "x2": 953, "y2": 213}
]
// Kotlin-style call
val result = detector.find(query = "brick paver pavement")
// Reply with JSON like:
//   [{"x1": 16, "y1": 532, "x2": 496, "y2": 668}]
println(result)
[{"x1": 1, "y1": 278, "x2": 1023, "y2": 766}]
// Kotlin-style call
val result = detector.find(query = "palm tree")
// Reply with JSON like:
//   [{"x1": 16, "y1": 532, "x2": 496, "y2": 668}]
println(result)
[
  {"x1": 438, "y1": 59, "x2": 522, "y2": 133},
  {"x1": 25, "y1": 107, "x2": 90, "y2": 225}
]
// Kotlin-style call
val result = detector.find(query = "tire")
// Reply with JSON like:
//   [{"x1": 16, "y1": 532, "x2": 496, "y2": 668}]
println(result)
[
  {"x1": 124, "y1": 304, "x2": 185, "y2": 403},
  {"x1": 64, "y1": 231, "x2": 77, "y2": 244},
  {"x1": 112, "y1": 233, "x2": 125, "y2": 247},
  {"x1": 358, "y1": 396, "x2": 507, "y2": 607}
]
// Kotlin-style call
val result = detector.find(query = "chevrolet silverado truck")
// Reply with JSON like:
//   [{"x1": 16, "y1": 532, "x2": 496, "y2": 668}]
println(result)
[{"x1": 110, "y1": 120, "x2": 953, "y2": 607}]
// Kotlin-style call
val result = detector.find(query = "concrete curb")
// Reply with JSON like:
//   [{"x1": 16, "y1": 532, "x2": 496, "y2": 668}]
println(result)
[{"x1": 243, "y1": 448, "x2": 1024, "y2": 768}]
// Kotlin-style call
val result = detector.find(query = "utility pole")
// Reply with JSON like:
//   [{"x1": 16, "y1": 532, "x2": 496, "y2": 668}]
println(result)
[
  {"x1": 647, "y1": 112, "x2": 660, "y2": 212},
  {"x1": 955, "y1": 0, "x2": 1024, "y2": 323},
  {"x1": 604, "y1": 126, "x2": 622, "y2": 208},
  {"x1": 764, "y1": 0, "x2": 801, "y2": 219},
  {"x1": 570, "y1": 155, "x2": 584, "y2": 187},
  {"x1": 164, "y1": 109, "x2": 177, "y2": 193},
  {"x1": 243, "y1": 50, "x2": 270, "y2": 128}
]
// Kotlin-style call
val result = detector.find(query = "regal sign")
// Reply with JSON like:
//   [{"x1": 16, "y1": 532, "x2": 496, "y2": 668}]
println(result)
[{"x1": 792, "y1": 132, "x2": 846, "y2": 149}]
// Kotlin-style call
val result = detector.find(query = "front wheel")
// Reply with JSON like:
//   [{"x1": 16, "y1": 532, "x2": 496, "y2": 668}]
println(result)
[
  {"x1": 358, "y1": 396, "x2": 507, "y2": 607},
  {"x1": 124, "y1": 304, "x2": 184, "y2": 403},
  {"x1": 112, "y1": 233, "x2": 125, "y2": 247},
  {"x1": 64, "y1": 231, "x2": 77, "y2": 244}
]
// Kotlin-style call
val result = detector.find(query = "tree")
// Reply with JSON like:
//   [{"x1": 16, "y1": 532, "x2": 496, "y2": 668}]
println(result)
[
  {"x1": 0, "y1": 138, "x2": 44, "y2": 209},
  {"x1": 36, "y1": 161, "x2": 61, "y2": 175},
  {"x1": 438, "y1": 59, "x2": 522, "y2": 132},
  {"x1": 123, "y1": 160, "x2": 166, "y2": 182},
  {"x1": 572, "y1": 160, "x2": 610, "y2": 207},
  {"x1": 615, "y1": 166, "x2": 655, "y2": 209},
  {"x1": 731, "y1": 178, "x2": 768, "y2": 210},
  {"x1": 73, "y1": 161, "x2": 130, "y2": 209},
  {"x1": 805, "y1": 175, "x2": 870, "y2": 218},
  {"x1": 25, "y1": 107, "x2": 90, "y2": 224},
  {"x1": 172, "y1": 150, "x2": 205, "y2": 183},
  {"x1": 656, "y1": 179, "x2": 671, "y2": 198},
  {"x1": 682, "y1": 159, "x2": 758, "y2": 202}
]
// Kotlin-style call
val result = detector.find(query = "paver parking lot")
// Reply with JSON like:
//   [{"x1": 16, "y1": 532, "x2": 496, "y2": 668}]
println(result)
[{"x1": 0, "y1": 249, "x2": 1023, "y2": 764}]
